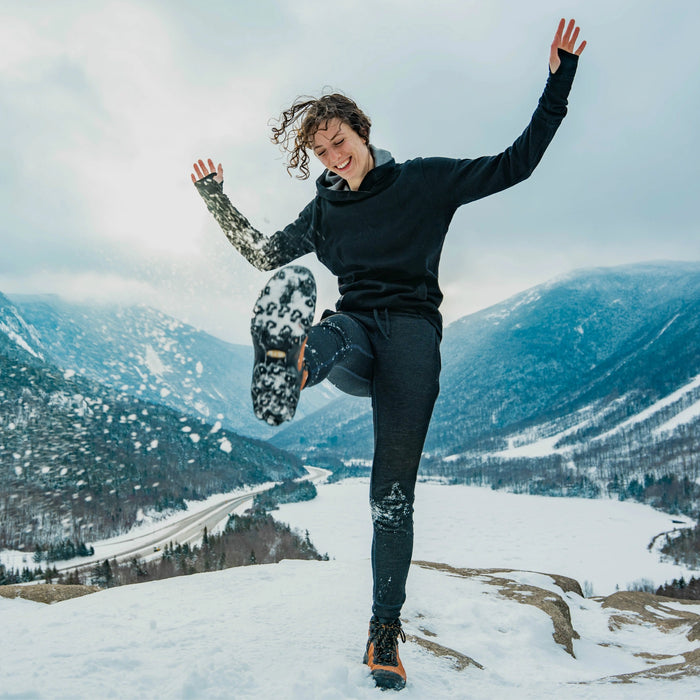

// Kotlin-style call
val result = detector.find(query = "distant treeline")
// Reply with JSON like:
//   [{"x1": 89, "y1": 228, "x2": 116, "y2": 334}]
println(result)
[
  {"x1": 656, "y1": 576, "x2": 700, "y2": 601},
  {"x1": 33, "y1": 539, "x2": 95, "y2": 563},
  {"x1": 87, "y1": 511, "x2": 327, "y2": 588},
  {"x1": 657, "y1": 521, "x2": 700, "y2": 569},
  {"x1": 422, "y1": 450, "x2": 700, "y2": 519},
  {"x1": 252, "y1": 479, "x2": 317, "y2": 510},
  {"x1": 0, "y1": 563, "x2": 59, "y2": 586},
  {"x1": 0, "y1": 509, "x2": 326, "y2": 589}
]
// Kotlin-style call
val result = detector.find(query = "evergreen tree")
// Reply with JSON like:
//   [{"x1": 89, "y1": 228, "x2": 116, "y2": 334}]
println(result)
[
  {"x1": 33, "y1": 545, "x2": 44, "y2": 564},
  {"x1": 65, "y1": 569, "x2": 82, "y2": 585},
  {"x1": 93, "y1": 559, "x2": 114, "y2": 587}
]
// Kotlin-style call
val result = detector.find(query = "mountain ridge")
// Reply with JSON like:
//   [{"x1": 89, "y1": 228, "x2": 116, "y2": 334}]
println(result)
[
  {"x1": 7, "y1": 294, "x2": 339, "y2": 441},
  {"x1": 0, "y1": 294, "x2": 305, "y2": 550},
  {"x1": 270, "y1": 261, "x2": 700, "y2": 511}
]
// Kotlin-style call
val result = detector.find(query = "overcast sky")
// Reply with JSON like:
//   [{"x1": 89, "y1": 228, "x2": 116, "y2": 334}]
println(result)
[{"x1": 1, "y1": 0, "x2": 698, "y2": 343}]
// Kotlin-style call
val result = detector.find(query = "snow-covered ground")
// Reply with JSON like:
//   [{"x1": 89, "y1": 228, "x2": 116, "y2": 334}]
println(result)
[
  {"x1": 2, "y1": 480, "x2": 700, "y2": 699},
  {"x1": 276, "y1": 480, "x2": 697, "y2": 596}
]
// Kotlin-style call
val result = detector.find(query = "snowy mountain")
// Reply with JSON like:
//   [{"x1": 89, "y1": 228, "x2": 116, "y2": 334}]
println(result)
[
  {"x1": 3, "y1": 479, "x2": 700, "y2": 699},
  {"x1": 0, "y1": 293, "x2": 304, "y2": 550},
  {"x1": 0, "y1": 290, "x2": 45, "y2": 361},
  {"x1": 4, "y1": 260, "x2": 699, "y2": 552},
  {"x1": 9, "y1": 295, "x2": 339, "y2": 440},
  {"x1": 435, "y1": 261, "x2": 700, "y2": 448},
  {"x1": 271, "y1": 262, "x2": 700, "y2": 509}
]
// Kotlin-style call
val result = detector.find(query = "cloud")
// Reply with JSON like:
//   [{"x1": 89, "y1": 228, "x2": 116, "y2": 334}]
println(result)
[
  {"x1": 1, "y1": 0, "x2": 698, "y2": 339},
  {"x1": 2, "y1": 3, "x2": 280, "y2": 262}
]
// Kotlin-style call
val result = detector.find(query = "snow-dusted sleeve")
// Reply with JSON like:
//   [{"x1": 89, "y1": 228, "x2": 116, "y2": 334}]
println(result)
[{"x1": 194, "y1": 174, "x2": 316, "y2": 271}]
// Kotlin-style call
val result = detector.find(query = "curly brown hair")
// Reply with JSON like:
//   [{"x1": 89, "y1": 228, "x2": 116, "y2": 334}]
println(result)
[{"x1": 270, "y1": 93, "x2": 372, "y2": 180}]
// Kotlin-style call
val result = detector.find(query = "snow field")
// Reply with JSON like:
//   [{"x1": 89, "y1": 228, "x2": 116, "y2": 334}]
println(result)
[
  {"x1": 2, "y1": 481, "x2": 700, "y2": 698},
  {"x1": 3, "y1": 557, "x2": 700, "y2": 699},
  {"x1": 276, "y1": 480, "x2": 697, "y2": 596}
]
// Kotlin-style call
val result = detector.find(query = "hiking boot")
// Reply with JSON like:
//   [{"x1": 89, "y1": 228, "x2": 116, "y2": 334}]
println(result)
[
  {"x1": 250, "y1": 265, "x2": 316, "y2": 425},
  {"x1": 363, "y1": 616, "x2": 407, "y2": 690}
]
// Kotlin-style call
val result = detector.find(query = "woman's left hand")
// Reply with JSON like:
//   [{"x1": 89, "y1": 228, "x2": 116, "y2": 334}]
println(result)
[
  {"x1": 549, "y1": 18, "x2": 586, "y2": 73},
  {"x1": 191, "y1": 158, "x2": 224, "y2": 184}
]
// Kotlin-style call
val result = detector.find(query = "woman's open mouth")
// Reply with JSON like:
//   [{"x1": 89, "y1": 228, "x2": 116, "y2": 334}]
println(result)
[{"x1": 335, "y1": 156, "x2": 351, "y2": 172}]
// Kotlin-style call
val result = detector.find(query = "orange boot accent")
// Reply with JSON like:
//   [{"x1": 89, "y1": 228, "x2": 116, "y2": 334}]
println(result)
[
  {"x1": 363, "y1": 617, "x2": 407, "y2": 690},
  {"x1": 298, "y1": 338, "x2": 308, "y2": 389}
]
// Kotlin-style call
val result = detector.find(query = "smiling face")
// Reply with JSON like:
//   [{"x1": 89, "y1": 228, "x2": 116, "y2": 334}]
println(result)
[{"x1": 311, "y1": 118, "x2": 374, "y2": 191}]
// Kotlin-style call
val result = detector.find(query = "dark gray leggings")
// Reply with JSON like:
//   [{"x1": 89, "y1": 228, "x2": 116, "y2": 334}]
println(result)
[{"x1": 304, "y1": 310, "x2": 441, "y2": 620}]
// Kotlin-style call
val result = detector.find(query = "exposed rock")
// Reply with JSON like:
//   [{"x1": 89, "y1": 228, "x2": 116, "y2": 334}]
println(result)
[
  {"x1": 410, "y1": 563, "x2": 700, "y2": 682},
  {"x1": 601, "y1": 590, "x2": 700, "y2": 639},
  {"x1": 414, "y1": 561, "x2": 580, "y2": 656},
  {"x1": 405, "y1": 633, "x2": 484, "y2": 671},
  {"x1": 0, "y1": 584, "x2": 100, "y2": 604},
  {"x1": 588, "y1": 647, "x2": 700, "y2": 683}
]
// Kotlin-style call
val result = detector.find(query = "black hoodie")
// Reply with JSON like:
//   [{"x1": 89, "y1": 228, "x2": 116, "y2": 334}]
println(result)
[{"x1": 195, "y1": 50, "x2": 579, "y2": 333}]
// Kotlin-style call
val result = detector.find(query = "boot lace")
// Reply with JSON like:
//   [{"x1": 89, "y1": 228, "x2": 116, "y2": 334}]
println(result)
[{"x1": 372, "y1": 619, "x2": 406, "y2": 665}]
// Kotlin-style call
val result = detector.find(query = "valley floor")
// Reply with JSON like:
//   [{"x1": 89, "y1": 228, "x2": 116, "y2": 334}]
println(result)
[
  {"x1": 2, "y1": 481, "x2": 700, "y2": 699},
  {"x1": 277, "y1": 479, "x2": 697, "y2": 597}
]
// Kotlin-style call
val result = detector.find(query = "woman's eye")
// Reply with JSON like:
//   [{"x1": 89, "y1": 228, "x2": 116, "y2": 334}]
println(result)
[{"x1": 334, "y1": 139, "x2": 344, "y2": 146}]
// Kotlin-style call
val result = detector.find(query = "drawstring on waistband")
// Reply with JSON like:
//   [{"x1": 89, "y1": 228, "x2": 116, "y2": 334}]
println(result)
[{"x1": 373, "y1": 308, "x2": 391, "y2": 340}]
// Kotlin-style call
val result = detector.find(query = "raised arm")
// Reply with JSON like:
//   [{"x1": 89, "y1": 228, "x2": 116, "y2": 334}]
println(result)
[
  {"x1": 424, "y1": 19, "x2": 585, "y2": 211},
  {"x1": 191, "y1": 158, "x2": 315, "y2": 271}
]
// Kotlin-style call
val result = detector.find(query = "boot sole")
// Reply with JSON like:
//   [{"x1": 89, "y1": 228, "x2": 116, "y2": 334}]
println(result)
[
  {"x1": 363, "y1": 649, "x2": 406, "y2": 690},
  {"x1": 371, "y1": 669, "x2": 406, "y2": 690},
  {"x1": 250, "y1": 266, "x2": 316, "y2": 425}
]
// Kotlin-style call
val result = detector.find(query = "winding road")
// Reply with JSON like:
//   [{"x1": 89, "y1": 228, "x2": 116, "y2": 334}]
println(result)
[{"x1": 56, "y1": 466, "x2": 329, "y2": 575}]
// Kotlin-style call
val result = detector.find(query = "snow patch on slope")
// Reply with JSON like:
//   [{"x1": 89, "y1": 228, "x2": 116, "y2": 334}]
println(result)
[
  {"x1": 144, "y1": 343, "x2": 166, "y2": 377},
  {"x1": 655, "y1": 397, "x2": 700, "y2": 434},
  {"x1": 593, "y1": 374, "x2": 700, "y2": 442},
  {"x1": 0, "y1": 308, "x2": 43, "y2": 358}
]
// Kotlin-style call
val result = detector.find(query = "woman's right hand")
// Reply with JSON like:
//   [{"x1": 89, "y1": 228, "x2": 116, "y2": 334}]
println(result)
[
  {"x1": 191, "y1": 158, "x2": 224, "y2": 184},
  {"x1": 549, "y1": 18, "x2": 586, "y2": 73}
]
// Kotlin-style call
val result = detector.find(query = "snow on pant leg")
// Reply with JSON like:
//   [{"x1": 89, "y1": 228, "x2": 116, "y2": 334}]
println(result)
[
  {"x1": 303, "y1": 312, "x2": 374, "y2": 397},
  {"x1": 369, "y1": 314, "x2": 441, "y2": 620}
]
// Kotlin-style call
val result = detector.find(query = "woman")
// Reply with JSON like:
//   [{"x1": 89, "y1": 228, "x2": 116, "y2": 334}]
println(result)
[{"x1": 192, "y1": 19, "x2": 585, "y2": 690}]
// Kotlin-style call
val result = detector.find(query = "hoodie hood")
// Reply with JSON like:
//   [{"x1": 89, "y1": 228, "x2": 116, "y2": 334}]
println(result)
[{"x1": 316, "y1": 146, "x2": 398, "y2": 201}]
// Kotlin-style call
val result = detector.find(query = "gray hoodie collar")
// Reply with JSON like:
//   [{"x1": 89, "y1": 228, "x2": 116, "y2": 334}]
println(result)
[{"x1": 322, "y1": 146, "x2": 393, "y2": 191}]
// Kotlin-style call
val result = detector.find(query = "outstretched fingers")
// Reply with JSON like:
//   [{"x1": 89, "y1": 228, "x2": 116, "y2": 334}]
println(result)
[
  {"x1": 550, "y1": 18, "x2": 586, "y2": 72},
  {"x1": 559, "y1": 18, "x2": 586, "y2": 54},
  {"x1": 562, "y1": 19, "x2": 586, "y2": 55},
  {"x1": 191, "y1": 158, "x2": 223, "y2": 184},
  {"x1": 561, "y1": 18, "x2": 575, "y2": 47}
]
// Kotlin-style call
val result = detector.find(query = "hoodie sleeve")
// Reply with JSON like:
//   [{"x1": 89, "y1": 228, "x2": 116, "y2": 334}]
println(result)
[
  {"x1": 194, "y1": 174, "x2": 316, "y2": 271},
  {"x1": 423, "y1": 49, "x2": 579, "y2": 212}
]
